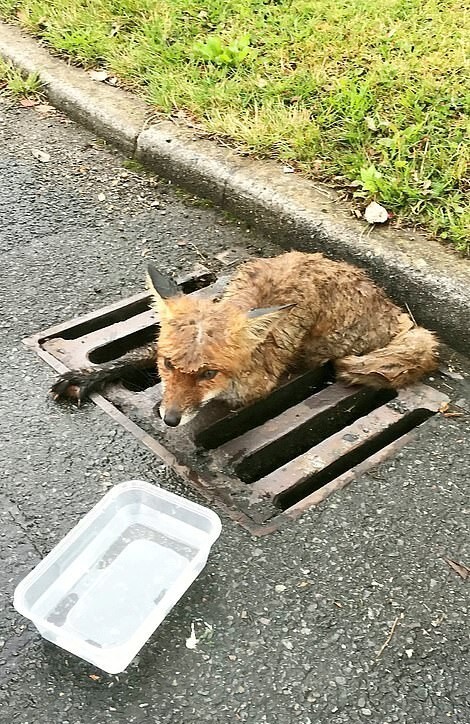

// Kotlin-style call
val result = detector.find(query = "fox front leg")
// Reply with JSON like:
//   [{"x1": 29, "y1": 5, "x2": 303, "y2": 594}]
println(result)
[{"x1": 50, "y1": 342, "x2": 158, "y2": 405}]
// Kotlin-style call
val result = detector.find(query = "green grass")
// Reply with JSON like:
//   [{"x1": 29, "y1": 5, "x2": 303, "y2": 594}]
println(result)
[
  {"x1": 0, "y1": 56, "x2": 41, "y2": 96},
  {"x1": 1, "y1": 0, "x2": 468, "y2": 252}
]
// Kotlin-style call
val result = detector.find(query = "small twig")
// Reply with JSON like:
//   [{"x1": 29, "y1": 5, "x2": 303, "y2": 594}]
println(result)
[
  {"x1": 188, "y1": 242, "x2": 208, "y2": 262},
  {"x1": 360, "y1": 223, "x2": 373, "y2": 239},
  {"x1": 404, "y1": 302, "x2": 417, "y2": 327},
  {"x1": 375, "y1": 614, "x2": 402, "y2": 660},
  {"x1": 419, "y1": 137, "x2": 430, "y2": 175},
  {"x1": 444, "y1": 557, "x2": 470, "y2": 580},
  {"x1": 311, "y1": 184, "x2": 334, "y2": 199}
]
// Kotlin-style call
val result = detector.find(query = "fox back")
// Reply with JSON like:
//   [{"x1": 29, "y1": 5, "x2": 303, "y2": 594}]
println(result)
[{"x1": 148, "y1": 251, "x2": 409, "y2": 426}]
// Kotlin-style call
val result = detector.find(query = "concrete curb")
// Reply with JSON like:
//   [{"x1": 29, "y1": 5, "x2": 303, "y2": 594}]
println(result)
[{"x1": 1, "y1": 22, "x2": 469, "y2": 355}]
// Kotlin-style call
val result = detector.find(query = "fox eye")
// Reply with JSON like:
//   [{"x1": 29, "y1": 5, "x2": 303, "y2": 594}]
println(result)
[
  {"x1": 163, "y1": 358, "x2": 174, "y2": 370},
  {"x1": 199, "y1": 369, "x2": 218, "y2": 381}
]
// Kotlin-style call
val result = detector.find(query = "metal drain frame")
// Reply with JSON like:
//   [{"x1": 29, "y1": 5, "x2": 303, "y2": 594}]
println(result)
[{"x1": 24, "y1": 268, "x2": 449, "y2": 536}]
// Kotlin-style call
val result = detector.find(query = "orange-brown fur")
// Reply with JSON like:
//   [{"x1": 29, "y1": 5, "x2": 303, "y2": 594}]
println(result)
[{"x1": 152, "y1": 251, "x2": 439, "y2": 424}]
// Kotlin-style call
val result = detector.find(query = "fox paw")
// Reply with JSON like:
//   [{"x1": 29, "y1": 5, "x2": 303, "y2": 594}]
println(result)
[{"x1": 50, "y1": 371, "x2": 95, "y2": 406}]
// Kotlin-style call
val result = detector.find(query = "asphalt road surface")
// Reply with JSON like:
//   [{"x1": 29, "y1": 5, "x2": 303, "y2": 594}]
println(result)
[{"x1": 1, "y1": 96, "x2": 469, "y2": 724}]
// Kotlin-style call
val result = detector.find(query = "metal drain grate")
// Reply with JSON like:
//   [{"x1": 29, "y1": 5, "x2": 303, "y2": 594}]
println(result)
[{"x1": 25, "y1": 268, "x2": 448, "y2": 535}]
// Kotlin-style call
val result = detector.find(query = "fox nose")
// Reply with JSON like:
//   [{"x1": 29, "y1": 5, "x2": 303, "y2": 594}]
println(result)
[{"x1": 162, "y1": 408, "x2": 182, "y2": 427}]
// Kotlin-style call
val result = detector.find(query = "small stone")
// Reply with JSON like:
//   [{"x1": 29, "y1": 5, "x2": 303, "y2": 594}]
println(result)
[
  {"x1": 275, "y1": 584, "x2": 287, "y2": 593},
  {"x1": 364, "y1": 201, "x2": 388, "y2": 224},
  {"x1": 361, "y1": 709, "x2": 372, "y2": 716}
]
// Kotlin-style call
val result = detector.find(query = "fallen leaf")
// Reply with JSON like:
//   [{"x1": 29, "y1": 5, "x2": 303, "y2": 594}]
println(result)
[
  {"x1": 19, "y1": 97, "x2": 38, "y2": 108},
  {"x1": 176, "y1": 239, "x2": 187, "y2": 246},
  {"x1": 444, "y1": 557, "x2": 470, "y2": 580},
  {"x1": 185, "y1": 622, "x2": 199, "y2": 649},
  {"x1": 364, "y1": 201, "x2": 388, "y2": 224},
  {"x1": 439, "y1": 401, "x2": 464, "y2": 418},
  {"x1": 88, "y1": 673, "x2": 101, "y2": 681},
  {"x1": 97, "y1": 192, "x2": 106, "y2": 202},
  {"x1": 35, "y1": 103, "x2": 56, "y2": 115},
  {"x1": 31, "y1": 149, "x2": 50, "y2": 162},
  {"x1": 88, "y1": 69, "x2": 110, "y2": 82},
  {"x1": 365, "y1": 116, "x2": 377, "y2": 131}
]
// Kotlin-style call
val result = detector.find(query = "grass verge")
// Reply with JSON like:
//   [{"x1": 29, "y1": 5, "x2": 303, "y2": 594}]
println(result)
[{"x1": 0, "y1": 0, "x2": 468, "y2": 252}]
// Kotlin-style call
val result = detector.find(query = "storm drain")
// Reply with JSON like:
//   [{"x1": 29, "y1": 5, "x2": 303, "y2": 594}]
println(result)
[{"x1": 24, "y1": 268, "x2": 448, "y2": 535}]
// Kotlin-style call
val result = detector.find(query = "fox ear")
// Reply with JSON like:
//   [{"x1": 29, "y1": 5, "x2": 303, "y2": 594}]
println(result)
[
  {"x1": 247, "y1": 304, "x2": 295, "y2": 320},
  {"x1": 246, "y1": 303, "x2": 295, "y2": 341},
  {"x1": 147, "y1": 265, "x2": 180, "y2": 318},
  {"x1": 147, "y1": 265, "x2": 180, "y2": 300}
]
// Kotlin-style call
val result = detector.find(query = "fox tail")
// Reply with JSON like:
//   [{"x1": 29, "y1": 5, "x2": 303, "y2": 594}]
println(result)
[{"x1": 335, "y1": 326, "x2": 439, "y2": 389}]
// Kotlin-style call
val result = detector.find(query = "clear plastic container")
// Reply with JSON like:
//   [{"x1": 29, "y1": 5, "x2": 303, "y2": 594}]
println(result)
[{"x1": 13, "y1": 480, "x2": 222, "y2": 673}]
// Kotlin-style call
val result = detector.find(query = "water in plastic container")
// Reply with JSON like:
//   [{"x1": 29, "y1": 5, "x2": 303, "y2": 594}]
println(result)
[{"x1": 14, "y1": 481, "x2": 221, "y2": 673}]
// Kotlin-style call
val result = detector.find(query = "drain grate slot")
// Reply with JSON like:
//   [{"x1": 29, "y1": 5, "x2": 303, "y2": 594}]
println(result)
[
  {"x1": 24, "y1": 267, "x2": 449, "y2": 535},
  {"x1": 119, "y1": 367, "x2": 160, "y2": 392},
  {"x1": 88, "y1": 326, "x2": 158, "y2": 365},
  {"x1": 222, "y1": 386, "x2": 396, "y2": 483},
  {"x1": 277, "y1": 408, "x2": 432, "y2": 510}
]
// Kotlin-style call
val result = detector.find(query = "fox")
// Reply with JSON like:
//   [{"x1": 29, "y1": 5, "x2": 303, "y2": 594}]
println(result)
[{"x1": 50, "y1": 251, "x2": 439, "y2": 427}]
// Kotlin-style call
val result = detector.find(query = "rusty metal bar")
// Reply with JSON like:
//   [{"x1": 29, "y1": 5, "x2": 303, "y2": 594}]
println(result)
[{"x1": 218, "y1": 383, "x2": 361, "y2": 461}]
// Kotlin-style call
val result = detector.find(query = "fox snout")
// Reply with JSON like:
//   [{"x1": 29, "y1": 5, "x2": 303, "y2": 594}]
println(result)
[
  {"x1": 157, "y1": 403, "x2": 198, "y2": 428},
  {"x1": 156, "y1": 373, "x2": 207, "y2": 428},
  {"x1": 159, "y1": 407, "x2": 182, "y2": 427},
  {"x1": 156, "y1": 367, "x2": 228, "y2": 427}
]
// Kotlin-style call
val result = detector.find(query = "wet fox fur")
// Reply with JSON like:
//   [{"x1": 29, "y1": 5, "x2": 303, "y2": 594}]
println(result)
[{"x1": 51, "y1": 251, "x2": 439, "y2": 427}]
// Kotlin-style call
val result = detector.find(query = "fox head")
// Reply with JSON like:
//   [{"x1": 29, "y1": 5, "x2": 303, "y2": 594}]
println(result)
[{"x1": 147, "y1": 265, "x2": 291, "y2": 427}]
